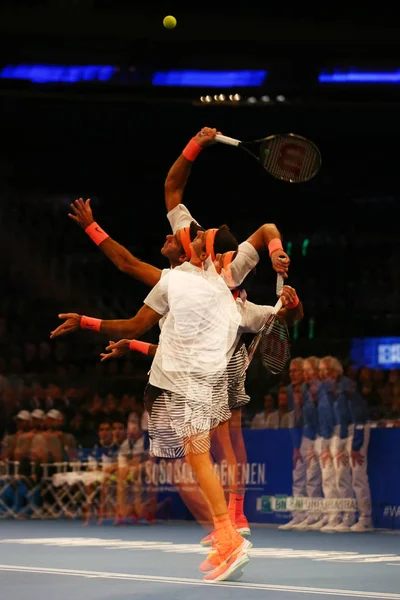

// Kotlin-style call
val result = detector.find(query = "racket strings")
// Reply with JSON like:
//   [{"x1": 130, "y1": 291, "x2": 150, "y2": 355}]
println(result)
[
  {"x1": 260, "y1": 318, "x2": 291, "y2": 374},
  {"x1": 262, "y1": 137, "x2": 319, "y2": 182}
]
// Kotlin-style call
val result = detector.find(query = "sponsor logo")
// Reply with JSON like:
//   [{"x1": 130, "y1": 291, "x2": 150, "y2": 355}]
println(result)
[
  {"x1": 256, "y1": 496, "x2": 357, "y2": 513},
  {"x1": 384, "y1": 505, "x2": 400, "y2": 518}
]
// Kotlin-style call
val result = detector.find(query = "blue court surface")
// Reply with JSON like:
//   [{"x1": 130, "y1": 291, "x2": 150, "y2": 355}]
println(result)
[{"x1": 1, "y1": 521, "x2": 399, "y2": 599}]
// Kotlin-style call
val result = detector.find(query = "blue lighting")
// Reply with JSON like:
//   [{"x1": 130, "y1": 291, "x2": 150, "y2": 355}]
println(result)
[
  {"x1": 0, "y1": 64, "x2": 115, "y2": 83},
  {"x1": 351, "y1": 337, "x2": 400, "y2": 369},
  {"x1": 319, "y1": 69, "x2": 400, "y2": 83},
  {"x1": 152, "y1": 70, "x2": 267, "y2": 87}
]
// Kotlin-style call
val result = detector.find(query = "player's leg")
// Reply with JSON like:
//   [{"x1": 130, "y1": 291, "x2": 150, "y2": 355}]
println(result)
[
  {"x1": 228, "y1": 408, "x2": 250, "y2": 535},
  {"x1": 146, "y1": 386, "x2": 214, "y2": 528},
  {"x1": 211, "y1": 420, "x2": 238, "y2": 496},
  {"x1": 174, "y1": 464, "x2": 214, "y2": 527},
  {"x1": 225, "y1": 345, "x2": 252, "y2": 536},
  {"x1": 202, "y1": 418, "x2": 243, "y2": 547},
  {"x1": 186, "y1": 442, "x2": 251, "y2": 582},
  {"x1": 115, "y1": 464, "x2": 129, "y2": 523}
]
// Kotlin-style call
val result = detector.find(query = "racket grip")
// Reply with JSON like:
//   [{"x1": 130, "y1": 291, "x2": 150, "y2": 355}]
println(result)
[
  {"x1": 276, "y1": 274, "x2": 284, "y2": 296},
  {"x1": 273, "y1": 298, "x2": 283, "y2": 314},
  {"x1": 215, "y1": 134, "x2": 241, "y2": 147}
]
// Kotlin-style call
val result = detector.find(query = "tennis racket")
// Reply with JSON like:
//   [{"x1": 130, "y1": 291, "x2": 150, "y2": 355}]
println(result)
[
  {"x1": 242, "y1": 272, "x2": 291, "y2": 375},
  {"x1": 215, "y1": 132, "x2": 321, "y2": 183}
]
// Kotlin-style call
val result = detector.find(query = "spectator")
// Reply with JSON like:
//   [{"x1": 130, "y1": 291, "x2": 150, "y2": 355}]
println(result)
[
  {"x1": 276, "y1": 386, "x2": 290, "y2": 428},
  {"x1": 29, "y1": 409, "x2": 48, "y2": 465},
  {"x1": 251, "y1": 393, "x2": 278, "y2": 429},
  {"x1": 1, "y1": 410, "x2": 31, "y2": 461},
  {"x1": 116, "y1": 414, "x2": 147, "y2": 523},
  {"x1": 279, "y1": 357, "x2": 306, "y2": 531}
]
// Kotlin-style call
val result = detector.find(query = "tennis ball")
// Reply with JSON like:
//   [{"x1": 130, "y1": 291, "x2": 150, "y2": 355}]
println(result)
[{"x1": 163, "y1": 15, "x2": 177, "y2": 29}]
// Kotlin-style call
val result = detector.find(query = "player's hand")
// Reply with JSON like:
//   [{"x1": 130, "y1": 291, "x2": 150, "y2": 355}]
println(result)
[
  {"x1": 280, "y1": 285, "x2": 298, "y2": 306},
  {"x1": 100, "y1": 339, "x2": 131, "y2": 362},
  {"x1": 193, "y1": 127, "x2": 221, "y2": 148},
  {"x1": 293, "y1": 448, "x2": 303, "y2": 469},
  {"x1": 351, "y1": 450, "x2": 365, "y2": 466},
  {"x1": 68, "y1": 198, "x2": 94, "y2": 229},
  {"x1": 50, "y1": 313, "x2": 81, "y2": 339},
  {"x1": 270, "y1": 251, "x2": 290, "y2": 278}
]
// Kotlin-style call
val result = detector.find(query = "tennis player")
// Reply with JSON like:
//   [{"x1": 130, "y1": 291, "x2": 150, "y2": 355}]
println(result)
[
  {"x1": 67, "y1": 126, "x2": 290, "y2": 539},
  {"x1": 164, "y1": 126, "x2": 290, "y2": 541},
  {"x1": 53, "y1": 229, "x2": 251, "y2": 580}
]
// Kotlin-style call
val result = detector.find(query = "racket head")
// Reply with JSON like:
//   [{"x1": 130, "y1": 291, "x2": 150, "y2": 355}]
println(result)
[
  {"x1": 258, "y1": 133, "x2": 321, "y2": 183},
  {"x1": 259, "y1": 316, "x2": 291, "y2": 374},
  {"x1": 245, "y1": 331, "x2": 262, "y2": 366}
]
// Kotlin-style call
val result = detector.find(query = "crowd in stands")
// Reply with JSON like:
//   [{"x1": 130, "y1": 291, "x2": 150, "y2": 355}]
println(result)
[{"x1": 1, "y1": 312, "x2": 400, "y2": 457}]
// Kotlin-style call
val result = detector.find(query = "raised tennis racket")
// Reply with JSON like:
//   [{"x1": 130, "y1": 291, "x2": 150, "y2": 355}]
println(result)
[{"x1": 215, "y1": 132, "x2": 321, "y2": 183}]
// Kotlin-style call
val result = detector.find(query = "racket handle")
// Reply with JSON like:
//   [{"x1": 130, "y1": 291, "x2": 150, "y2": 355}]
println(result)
[
  {"x1": 276, "y1": 255, "x2": 289, "y2": 296},
  {"x1": 272, "y1": 298, "x2": 283, "y2": 314},
  {"x1": 276, "y1": 274, "x2": 284, "y2": 297},
  {"x1": 215, "y1": 134, "x2": 241, "y2": 147}
]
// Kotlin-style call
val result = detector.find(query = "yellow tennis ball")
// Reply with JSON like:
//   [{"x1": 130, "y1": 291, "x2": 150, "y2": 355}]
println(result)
[{"x1": 163, "y1": 15, "x2": 177, "y2": 29}]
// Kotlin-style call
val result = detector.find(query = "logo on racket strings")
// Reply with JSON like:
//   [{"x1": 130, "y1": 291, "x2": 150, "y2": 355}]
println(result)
[{"x1": 277, "y1": 143, "x2": 306, "y2": 177}]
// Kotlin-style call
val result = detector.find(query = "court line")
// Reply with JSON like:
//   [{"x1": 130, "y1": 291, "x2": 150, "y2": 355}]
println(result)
[
  {"x1": 0, "y1": 564, "x2": 399, "y2": 598},
  {"x1": 2, "y1": 538, "x2": 398, "y2": 564}
]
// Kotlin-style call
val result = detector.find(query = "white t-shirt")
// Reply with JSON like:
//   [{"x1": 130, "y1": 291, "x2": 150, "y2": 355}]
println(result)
[
  {"x1": 167, "y1": 203, "x2": 201, "y2": 233},
  {"x1": 228, "y1": 241, "x2": 259, "y2": 288},
  {"x1": 167, "y1": 204, "x2": 259, "y2": 288},
  {"x1": 225, "y1": 298, "x2": 273, "y2": 362},
  {"x1": 144, "y1": 266, "x2": 274, "y2": 389},
  {"x1": 145, "y1": 261, "x2": 241, "y2": 392}
]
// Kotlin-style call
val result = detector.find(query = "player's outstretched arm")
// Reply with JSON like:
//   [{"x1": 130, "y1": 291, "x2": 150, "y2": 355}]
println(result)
[
  {"x1": 69, "y1": 198, "x2": 162, "y2": 288},
  {"x1": 164, "y1": 127, "x2": 219, "y2": 213},
  {"x1": 50, "y1": 304, "x2": 162, "y2": 341},
  {"x1": 100, "y1": 339, "x2": 158, "y2": 362}
]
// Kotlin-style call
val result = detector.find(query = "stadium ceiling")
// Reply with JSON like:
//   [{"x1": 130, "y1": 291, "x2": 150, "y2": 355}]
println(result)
[{"x1": 0, "y1": 4, "x2": 400, "y2": 68}]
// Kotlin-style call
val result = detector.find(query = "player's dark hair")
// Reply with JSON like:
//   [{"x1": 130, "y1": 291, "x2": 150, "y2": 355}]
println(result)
[
  {"x1": 214, "y1": 224, "x2": 239, "y2": 255},
  {"x1": 189, "y1": 220, "x2": 205, "y2": 241}
]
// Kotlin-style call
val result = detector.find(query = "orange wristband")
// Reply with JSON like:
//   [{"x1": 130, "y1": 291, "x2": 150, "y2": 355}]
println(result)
[
  {"x1": 85, "y1": 222, "x2": 109, "y2": 246},
  {"x1": 286, "y1": 295, "x2": 299, "y2": 310},
  {"x1": 81, "y1": 315, "x2": 102, "y2": 331},
  {"x1": 268, "y1": 238, "x2": 283, "y2": 257},
  {"x1": 182, "y1": 139, "x2": 203, "y2": 162},
  {"x1": 129, "y1": 340, "x2": 151, "y2": 355}
]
